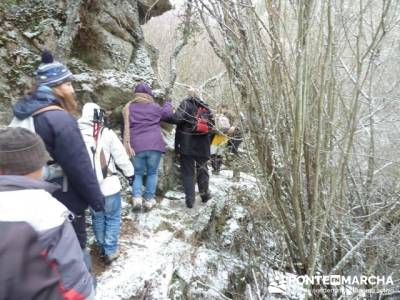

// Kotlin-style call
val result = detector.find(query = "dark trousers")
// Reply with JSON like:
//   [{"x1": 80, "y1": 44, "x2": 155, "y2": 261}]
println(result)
[
  {"x1": 72, "y1": 213, "x2": 87, "y2": 249},
  {"x1": 180, "y1": 155, "x2": 210, "y2": 207},
  {"x1": 72, "y1": 213, "x2": 93, "y2": 275},
  {"x1": 211, "y1": 154, "x2": 223, "y2": 172},
  {"x1": 227, "y1": 130, "x2": 243, "y2": 155}
]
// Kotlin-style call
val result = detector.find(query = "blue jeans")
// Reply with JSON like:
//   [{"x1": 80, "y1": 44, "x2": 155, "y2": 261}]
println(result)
[
  {"x1": 91, "y1": 192, "x2": 121, "y2": 256},
  {"x1": 132, "y1": 150, "x2": 162, "y2": 200}
]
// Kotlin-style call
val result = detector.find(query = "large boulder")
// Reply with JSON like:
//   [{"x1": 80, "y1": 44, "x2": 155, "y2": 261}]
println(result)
[
  {"x1": 0, "y1": 0, "x2": 172, "y2": 125},
  {"x1": 138, "y1": 0, "x2": 173, "y2": 24}
]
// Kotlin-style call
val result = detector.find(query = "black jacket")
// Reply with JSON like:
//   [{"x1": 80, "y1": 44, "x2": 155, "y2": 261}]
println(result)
[
  {"x1": 13, "y1": 86, "x2": 104, "y2": 213},
  {"x1": 0, "y1": 221, "x2": 64, "y2": 300},
  {"x1": 168, "y1": 97, "x2": 214, "y2": 158}
]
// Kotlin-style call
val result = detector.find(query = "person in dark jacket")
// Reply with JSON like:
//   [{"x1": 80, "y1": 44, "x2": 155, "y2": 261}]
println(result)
[
  {"x1": 0, "y1": 221, "x2": 64, "y2": 300},
  {"x1": 168, "y1": 89, "x2": 214, "y2": 208},
  {"x1": 11, "y1": 51, "x2": 104, "y2": 249},
  {"x1": 0, "y1": 127, "x2": 95, "y2": 300}
]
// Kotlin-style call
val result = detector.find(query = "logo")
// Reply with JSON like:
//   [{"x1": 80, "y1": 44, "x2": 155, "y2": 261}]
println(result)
[{"x1": 286, "y1": 275, "x2": 394, "y2": 286}]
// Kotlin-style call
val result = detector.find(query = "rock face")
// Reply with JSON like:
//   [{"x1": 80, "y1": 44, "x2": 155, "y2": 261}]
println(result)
[
  {"x1": 138, "y1": 0, "x2": 173, "y2": 24},
  {"x1": 0, "y1": 0, "x2": 177, "y2": 195},
  {"x1": 0, "y1": 0, "x2": 172, "y2": 125},
  {"x1": 72, "y1": 0, "x2": 142, "y2": 71}
]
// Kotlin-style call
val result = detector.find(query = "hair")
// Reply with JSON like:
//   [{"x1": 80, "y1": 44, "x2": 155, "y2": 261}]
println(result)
[
  {"x1": 188, "y1": 88, "x2": 200, "y2": 98},
  {"x1": 52, "y1": 85, "x2": 78, "y2": 113}
]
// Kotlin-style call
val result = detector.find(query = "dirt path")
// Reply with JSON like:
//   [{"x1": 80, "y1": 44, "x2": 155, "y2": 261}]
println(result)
[{"x1": 91, "y1": 170, "x2": 258, "y2": 299}]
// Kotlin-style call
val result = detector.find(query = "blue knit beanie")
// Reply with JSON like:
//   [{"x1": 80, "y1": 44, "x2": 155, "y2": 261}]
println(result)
[{"x1": 35, "y1": 50, "x2": 74, "y2": 87}]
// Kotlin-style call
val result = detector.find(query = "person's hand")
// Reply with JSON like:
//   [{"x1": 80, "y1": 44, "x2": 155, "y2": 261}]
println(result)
[
  {"x1": 127, "y1": 175, "x2": 135, "y2": 186},
  {"x1": 227, "y1": 126, "x2": 235, "y2": 135},
  {"x1": 92, "y1": 196, "x2": 105, "y2": 212}
]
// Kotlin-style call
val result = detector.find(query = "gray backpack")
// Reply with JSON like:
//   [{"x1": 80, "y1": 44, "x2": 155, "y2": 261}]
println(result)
[{"x1": 9, "y1": 106, "x2": 68, "y2": 191}]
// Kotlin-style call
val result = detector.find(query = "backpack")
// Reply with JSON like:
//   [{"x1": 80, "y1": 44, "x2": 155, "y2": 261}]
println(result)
[
  {"x1": 8, "y1": 106, "x2": 68, "y2": 191},
  {"x1": 193, "y1": 105, "x2": 211, "y2": 134},
  {"x1": 90, "y1": 127, "x2": 114, "y2": 180}
]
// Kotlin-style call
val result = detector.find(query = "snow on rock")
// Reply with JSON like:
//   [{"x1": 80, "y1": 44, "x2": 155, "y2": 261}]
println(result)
[
  {"x1": 128, "y1": 43, "x2": 155, "y2": 81},
  {"x1": 94, "y1": 170, "x2": 299, "y2": 299},
  {"x1": 164, "y1": 190, "x2": 185, "y2": 200},
  {"x1": 95, "y1": 230, "x2": 186, "y2": 299}
]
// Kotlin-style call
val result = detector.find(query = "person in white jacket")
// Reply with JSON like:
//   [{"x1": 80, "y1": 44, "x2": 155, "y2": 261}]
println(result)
[{"x1": 79, "y1": 103, "x2": 134, "y2": 265}]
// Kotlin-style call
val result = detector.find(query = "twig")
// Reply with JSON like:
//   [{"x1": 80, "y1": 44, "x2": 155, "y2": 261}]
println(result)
[
  {"x1": 195, "y1": 280, "x2": 232, "y2": 300},
  {"x1": 252, "y1": 268, "x2": 262, "y2": 300}
]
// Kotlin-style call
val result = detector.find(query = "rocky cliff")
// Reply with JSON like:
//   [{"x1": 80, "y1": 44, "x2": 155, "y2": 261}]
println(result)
[{"x1": 0, "y1": 0, "x2": 172, "y2": 125}]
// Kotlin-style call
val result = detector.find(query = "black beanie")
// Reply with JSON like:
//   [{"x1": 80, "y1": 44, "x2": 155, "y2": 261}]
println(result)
[{"x1": 0, "y1": 128, "x2": 48, "y2": 175}]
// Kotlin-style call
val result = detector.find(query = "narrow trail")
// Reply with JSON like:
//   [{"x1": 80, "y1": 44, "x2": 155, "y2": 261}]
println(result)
[{"x1": 92, "y1": 170, "x2": 258, "y2": 300}]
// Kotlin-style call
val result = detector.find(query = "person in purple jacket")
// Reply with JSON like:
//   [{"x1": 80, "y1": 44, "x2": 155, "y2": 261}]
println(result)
[{"x1": 122, "y1": 83, "x2": 173, "y2": 211}]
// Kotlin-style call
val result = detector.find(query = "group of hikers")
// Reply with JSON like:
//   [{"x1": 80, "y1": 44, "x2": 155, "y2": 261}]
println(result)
[{"x1": 0, "y1": 51, "x2": 242, "y2": 299}]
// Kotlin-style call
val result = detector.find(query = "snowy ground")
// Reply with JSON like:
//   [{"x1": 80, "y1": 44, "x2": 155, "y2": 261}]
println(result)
[{"x1": 93, "y1": 169, "x2": 305, "y2": 300}]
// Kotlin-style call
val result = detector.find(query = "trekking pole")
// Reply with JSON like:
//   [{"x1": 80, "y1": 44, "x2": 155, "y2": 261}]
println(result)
[{"x1": 93, "y1": 108, "x2": 102, "y2": 143}]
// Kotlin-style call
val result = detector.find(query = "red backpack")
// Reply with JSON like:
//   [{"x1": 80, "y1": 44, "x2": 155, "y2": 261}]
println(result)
[{"x1": 194, "y1": 106, "x2": 210, "y2": 134}]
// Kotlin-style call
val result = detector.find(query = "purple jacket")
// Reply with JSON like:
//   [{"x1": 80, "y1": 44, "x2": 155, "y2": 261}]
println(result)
[{"x1": 129, "y1": 101, "x2": 173, "y2": 153}]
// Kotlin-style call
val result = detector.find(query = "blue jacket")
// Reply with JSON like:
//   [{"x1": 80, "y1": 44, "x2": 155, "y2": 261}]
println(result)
[{"x1": 13, "y1": 86, "x2": 104, "y2": 213}]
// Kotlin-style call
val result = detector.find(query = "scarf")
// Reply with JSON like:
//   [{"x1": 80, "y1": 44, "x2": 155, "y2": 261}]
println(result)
[{"x1": 122, "y1": 93, "x2": 154, "y2": 157}]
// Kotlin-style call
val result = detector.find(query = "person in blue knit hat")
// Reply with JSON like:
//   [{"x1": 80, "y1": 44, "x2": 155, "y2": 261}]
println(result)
[{"x1": 11, "y1": 50, "x2": 105, "y2": 251}]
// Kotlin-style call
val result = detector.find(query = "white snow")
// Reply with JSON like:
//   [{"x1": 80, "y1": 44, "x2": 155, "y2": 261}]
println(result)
[{"x1": 94, "y1": 169, "x2": 304, "y2": 299}]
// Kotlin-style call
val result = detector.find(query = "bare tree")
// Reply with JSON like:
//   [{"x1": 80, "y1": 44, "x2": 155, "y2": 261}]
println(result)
[{"x1": 189, "y1": 0, "x2": 400, "y2": 298}]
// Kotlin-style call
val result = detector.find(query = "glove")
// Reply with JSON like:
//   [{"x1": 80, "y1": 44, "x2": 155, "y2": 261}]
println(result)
[
  {"x1": 127, "y1": 175, "x2": 135, "y2": 186},
  {"x1": 92, "y1": 196, "x2": 105, "y2": 212}
]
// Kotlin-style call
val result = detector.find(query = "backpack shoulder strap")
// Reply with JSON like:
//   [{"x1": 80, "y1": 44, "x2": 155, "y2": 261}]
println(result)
[
  {"x1": 97, "y1": 127, "x2": 115, "y2": 178},
  {"x1": 32, "y1": 105, "x2": 64, "y2": 116}
]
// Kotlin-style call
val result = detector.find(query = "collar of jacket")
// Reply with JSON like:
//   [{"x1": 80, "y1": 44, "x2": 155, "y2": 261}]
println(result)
[
  {"x1": 132, "y1": 92, "x2": 154, "y2": 104},
  {"x1": 0, "y1": 175, "x2": 60, "y2": 193},
  {"x1": 13, "y1": 85, "x2": 62, "y2": 119}
]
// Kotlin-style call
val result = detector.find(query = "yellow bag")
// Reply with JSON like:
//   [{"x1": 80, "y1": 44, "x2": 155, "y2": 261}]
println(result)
[{"x1": 212, "y1": 134, "x2": 228, "y2": 146}]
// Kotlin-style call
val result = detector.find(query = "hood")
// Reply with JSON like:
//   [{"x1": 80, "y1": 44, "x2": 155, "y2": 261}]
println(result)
[
  {"x1": 188, "y1": 96, "x2": 209, "y2": 108},
  {"x1": 13, "y1": 85, "x2": 61, "y2": 119},
  {"x1": 134, "y1": 82, "x2": 154, "y2": 97},
  {"x1": 78, "y1": 102, "x2": 100, "y2": 133},
  {"x1": 0, "y1": 175, "x2": 59, "y2": 193},
  {"x1": 78, "y1": 102, "x2": 101, "y2": 124}
]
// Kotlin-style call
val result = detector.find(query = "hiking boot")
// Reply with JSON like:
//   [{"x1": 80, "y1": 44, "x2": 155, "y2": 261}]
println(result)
[
  {"x1": 201, "y1": 193, "x2": 212, "y2": 203},
  {"x1": 104, "y1": 250, "x2": 120, "y2": 266},
  {"x1": 132, "y1": 197, "x2": 143, "y2": 210},
  {"x1": 185, "y1": 199, "x2": 194, "y2": 209},
  {"x1": 143, "y1": 199, "x2": 156, "y2": 211}
]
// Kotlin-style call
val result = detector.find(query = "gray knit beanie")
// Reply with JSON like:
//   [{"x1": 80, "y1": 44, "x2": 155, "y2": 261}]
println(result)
[{"x1": 0, "y1": 127, "x2": 48, "y2": 175}]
